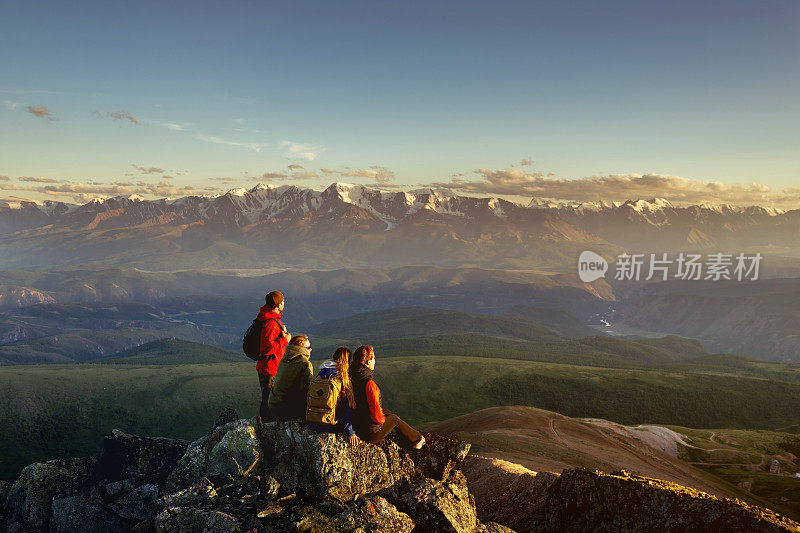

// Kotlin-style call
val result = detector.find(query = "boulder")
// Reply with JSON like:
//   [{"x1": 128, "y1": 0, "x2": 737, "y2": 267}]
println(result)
[
  {"x1": 2, "y1": 458, "x2": 93, "y2": 531},
  {"x1": 95, "y1": 429, "x2": 189, "y2": 489},
  {"x1": 259, "y1": 420, "x2": 416, "y2": 501},
  {"x1": 160, "y1": 480, "x2": 217, "y2": 508},
  {"x1": 154, "y1": 506, "x2": 241, "y2": 533},
  {"x1": 404, "y1": 432, "x2": 471, "y2": 481},
  {"x1": 461, "y1": 456, "x2": 558, "y2": 531},
  {"x1": 525, "y1": 468, "x2": 800, "y2": 532},
  {"x1": 477, "y1": 522, "x2": 518, "y2": 533},
  {"x1": 341, "y1": 495, "x2": 415, "y2": 533},
  {"x1": 110, "y1": 483, "x2": 160, "y2": 522},
  {"x1": 391, "y1": 469, "x2": 479, "y2": 533},
  {"x1": 50, "y1": 495, "x2": 124, "y2": 533},
  {"x1": 166, "y1": 419, "x2": 261, "y2": 491}
]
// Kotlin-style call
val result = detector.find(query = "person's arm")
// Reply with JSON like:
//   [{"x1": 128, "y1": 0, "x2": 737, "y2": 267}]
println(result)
[
  {"x1": 341, "y1": 402, "x2": 355, "y2": 437},
  {"x1": 365, "y1": 381, "x2": 385, "y2": 425},
  {"x1": 301, "y1": 361, "x2": 313, "y2": 396},
  {"x1": 262, "y1": 319, "x2": 288, "y2": 358}
]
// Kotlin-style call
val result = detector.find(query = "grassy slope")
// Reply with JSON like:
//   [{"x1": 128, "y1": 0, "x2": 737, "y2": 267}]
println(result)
[
  {"x1": 96, "y1": 339, "x2": 242, "y2": 364},
  {"x1": 3, "y1": 356, "x2": 800, "y2": 480}
]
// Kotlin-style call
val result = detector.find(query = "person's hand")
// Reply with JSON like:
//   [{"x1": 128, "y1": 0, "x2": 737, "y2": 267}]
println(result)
[
  {"x1": 348, "y1": 434, "x2": 359, "y2": 446},
  {"x1": 283, "y1": 331, "x2": 292, "y2": 341}
]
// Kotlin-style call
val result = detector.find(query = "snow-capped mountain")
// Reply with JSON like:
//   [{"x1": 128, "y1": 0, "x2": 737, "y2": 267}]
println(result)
[{"x1": 0, "y1": 183, "x2": 797, "y2": 271}]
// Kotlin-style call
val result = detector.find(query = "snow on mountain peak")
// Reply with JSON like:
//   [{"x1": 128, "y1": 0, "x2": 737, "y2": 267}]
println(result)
[{"x1": 226, "y1": 188, "x2": 248, "y2": 196}]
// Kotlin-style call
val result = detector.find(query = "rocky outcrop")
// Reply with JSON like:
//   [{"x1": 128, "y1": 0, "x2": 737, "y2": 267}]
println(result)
[
  {"x1": 462, "y1": 456, "x2": 800, "y2": 532},
  {"x1": 2, "y1": 411, "x2": 799, "y2": 532}
]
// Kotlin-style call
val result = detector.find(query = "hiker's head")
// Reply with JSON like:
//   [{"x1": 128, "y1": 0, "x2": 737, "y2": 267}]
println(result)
[
  {"x1": 353, "y1": 345, "x2": 375, "y2": 369},
  {"x1": 265, "y1": 291, "x2": 284, "y2": 312},
  {"x1": 332, "y1": 346, "x2": 356, "y2": 408},
  {"x1": 289, "y1": 334, "x2": 310, "y2": 351}
]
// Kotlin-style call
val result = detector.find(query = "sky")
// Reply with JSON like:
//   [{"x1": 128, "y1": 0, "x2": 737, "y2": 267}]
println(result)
[{"x1": 1, "y1": 0, "x2": 799, "y2": 206}]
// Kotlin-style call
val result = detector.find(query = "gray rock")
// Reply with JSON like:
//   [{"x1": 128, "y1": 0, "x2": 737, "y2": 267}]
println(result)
[
  {"x1": 342, "y1": 495, "x2": 414, "y2": 533},
  {"x1": 105, "y1": 477, "x2": 136, "y2": 497},
  {"x1": 50, "y1": 495, "x2": 124, "y2": 533},
  {"x1": 166, "y1": 418, "x2": 261, "y2": 492},
  {"x1": 260, "y1": 421, "x2": 416, "y2": 501},
  {"x1": 111, "y1": 483, "x2": 160, "y2": 522},
  {"x1": 406, "y1": 432, "x2": 471, "y2": 481},
  {"x1": 160, "y1": 481, "x2": 217, "y2": 508},
  {"x1": 477, "y1": 521, "x2": 518, "y2": 533},
  {"x1": 3, "y1": 458, "x2": 92, "y2": 531},
  {"x1": 154, "y1": 506, "x2": 241, "y2": 533},
  {"x1": 391, "y1": 470, "x2": 479, "y2": 533},
  {"x1": 95, "y1": 429, "x2": 189, "y2": 489}
]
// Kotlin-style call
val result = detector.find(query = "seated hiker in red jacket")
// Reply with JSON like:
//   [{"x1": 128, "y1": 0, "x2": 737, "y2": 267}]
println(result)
[
  {"x1": 349, "y1": 345, "x2": 425, "y2": 449},
  {"x1": 255, "y1": 291, "x2": 291, "y2": 421}
]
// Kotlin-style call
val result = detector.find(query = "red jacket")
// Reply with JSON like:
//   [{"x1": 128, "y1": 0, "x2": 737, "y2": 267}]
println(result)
[
  {"x1": 365, "y1": 381, "x2": 385, "y2": 425},
  {"x1": 255, "y1": 306, "x2": 287, "y2": 376}
]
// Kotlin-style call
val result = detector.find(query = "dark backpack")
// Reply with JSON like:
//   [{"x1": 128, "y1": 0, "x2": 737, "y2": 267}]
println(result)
[{"x1": 243, "y1": 317, "x2": 282, "y2": 361}]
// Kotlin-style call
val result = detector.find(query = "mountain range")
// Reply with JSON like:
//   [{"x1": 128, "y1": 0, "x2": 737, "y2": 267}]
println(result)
[{"x1": 2, "y1": 183, "x2": 798, "y2": 270}]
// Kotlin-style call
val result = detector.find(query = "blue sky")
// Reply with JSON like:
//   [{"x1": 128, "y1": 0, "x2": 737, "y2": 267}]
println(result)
[{"x1": 1, "y1": 0, "x2": 799, "y2": 206}]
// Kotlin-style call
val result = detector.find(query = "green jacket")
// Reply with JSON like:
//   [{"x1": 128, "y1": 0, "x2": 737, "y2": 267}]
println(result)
[{"x1": 268, "y1": 344, "x2": 313, "y2": 420}]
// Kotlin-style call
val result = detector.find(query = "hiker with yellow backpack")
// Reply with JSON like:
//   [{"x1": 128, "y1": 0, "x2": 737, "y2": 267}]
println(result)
[{"x1": 306, "y1": 346, "x2": 360, "y2": 446}]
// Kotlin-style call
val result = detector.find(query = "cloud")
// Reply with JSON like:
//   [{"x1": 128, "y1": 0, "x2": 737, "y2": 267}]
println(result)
[
  {"x1": 110, "y1": 111, "x2": 138, "y2": 124},
  {"x1": 0, "y1": 175, "x2": 9, "y2": 181},
  {"x1": 210, "y1": 177, "x2": 235, "y2": 182},
  {"x1": 131, "y1": 165, "x2": 165, "y2": 175},
  {"x1": 258, "y1": 171, "x2": 288, "y2": 180},
  {"x1": 280, "y1": 141, "x2": 323, "y2": 161},
  {"x1": 291, "y1": 171, "x2": 318, "y2": 180},
  {"x1": 26, "y1": 105, "x2": 52, "y2": 120},
  {"x1": 161, "y1": 122, "x2": 188, "y2": 131},
  {"x1": 519, "y1": 159, "x2": 534, "y2": 166},
  {"x1": 341, "y1": 166, "x2": 399, "y2": 188},
  {"x1": 256, "y1": 168, "x2": 318, "y2": 181},
  {"x1": 287, "y1": 164, "x2": 304, "y2": 170},
  {"x1": 18, "y1": 176, "x2": 61, "y2": 183},
  {"x1": 0, "y1": 179, "x2": 210, "y2": 203},
  {"x1": 3, "y1": 101, "x2": 21, "y2": 110},
  {"x1": 319, "y1": 168, "x2": 337, "y2": 174},
  {"x1": 427, "y1": 168, "x2": 800, "y2": 207},
  {"x1": 232, "y1": 118, "x2": 246, "y2": 125},
  {"x1": 195, "y1": 134, "x2": 264, "y2": 152}
]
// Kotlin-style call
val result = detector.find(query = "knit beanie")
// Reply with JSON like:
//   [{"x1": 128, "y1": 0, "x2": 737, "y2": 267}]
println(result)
[{"x1": 265, "y1": 290, "x2": 284, "y2": 308}]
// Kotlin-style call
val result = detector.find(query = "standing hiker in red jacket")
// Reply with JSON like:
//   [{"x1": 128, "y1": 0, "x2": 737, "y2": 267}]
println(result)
[{"x1": 256, "y1": 290, "x2": 291, "y2": 421}]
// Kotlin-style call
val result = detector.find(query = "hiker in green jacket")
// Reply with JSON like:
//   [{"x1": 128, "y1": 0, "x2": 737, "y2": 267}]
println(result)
[{"x1": 268, "y1": 334, "x2": 314, "y2": 420}]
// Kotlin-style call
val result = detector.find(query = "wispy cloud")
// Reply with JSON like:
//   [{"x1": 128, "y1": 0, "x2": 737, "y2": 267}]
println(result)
[
  {"x1": 0, "y1": 179, "x2": 212, "y2": 203},
  {"x1": 518, "y1": 158, "x2": 534, "y2": 166},
  {"x1": 110, "y1": 111, "x2": 138, "y2": 124},
  {"x1": 256, "y1": 168, "x2": 318, "y2": 181},
  {"x1": 3, "y1": 101, "x2": 21, "y2": 110},
  {"x1": 26, "y1": 105, "x2": 53, "y2": 120},
  {"x1": 131, "y1": 164, "x2": 165, "y2": 175},
  {"x1": 161, "y1": 122, "x2": 189, "y2": 131},
  {"x1": 280, "y1": 141, "x2": 323, "y2": 161},
  {"x1": 428, "y1": 167, "x2": 800, "y2": 207},
  {"x1": 0, "y1": 175, "x2": 9, "y2": 181},
  {"x1": 322, "y1": 165, "x2": 399, "y2": 189},
  {"x1": 195, "y1": 134, "x2": 265, "y2": 152},
  {"x1": 287, "y1": 164, "x2": 304, "y2": 170},
  {"x1": 18, "y1": 176, "x2": 62, "y2": 183},
  {"x1": 211, "y1": 177, "x2": 236, "y2": 182}
]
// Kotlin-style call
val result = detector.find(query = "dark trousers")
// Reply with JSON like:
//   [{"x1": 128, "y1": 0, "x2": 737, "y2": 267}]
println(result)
[
  {"x1": 361, "y1": 411, "x2": 422, "y2": 446},
  {"x1": 258, "y1": 372, "x2": 275, "y2": 421}
]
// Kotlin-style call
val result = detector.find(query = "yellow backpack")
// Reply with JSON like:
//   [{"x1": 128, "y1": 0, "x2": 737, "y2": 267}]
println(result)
[{"x1": 306, "y1": 375, "x2": 342, "y2": 425}]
